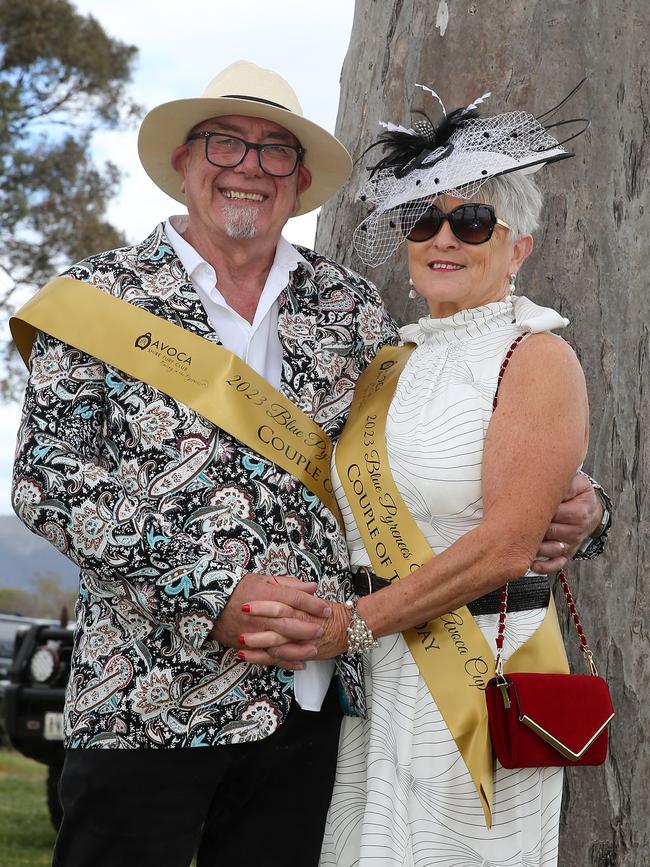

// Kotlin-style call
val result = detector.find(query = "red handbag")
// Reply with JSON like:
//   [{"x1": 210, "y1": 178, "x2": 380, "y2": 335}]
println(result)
[{"x1": 485, "y1": 570, "x2": 615, "y2": 769}]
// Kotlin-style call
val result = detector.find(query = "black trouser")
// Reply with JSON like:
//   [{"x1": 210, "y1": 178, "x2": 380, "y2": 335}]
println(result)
[{"x1": 53, "y1": 683, "x2": 342, "y2": 867}]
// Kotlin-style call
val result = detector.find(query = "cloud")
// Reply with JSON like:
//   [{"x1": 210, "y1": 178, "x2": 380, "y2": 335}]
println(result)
[{"x1": 0, "y1": 403, "x2": 21, "y2": 513}]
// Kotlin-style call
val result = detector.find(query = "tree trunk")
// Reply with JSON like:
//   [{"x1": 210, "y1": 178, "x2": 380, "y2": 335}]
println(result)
[{"x1": 316, "y1": 2, "x2": 649, "y2": 864}]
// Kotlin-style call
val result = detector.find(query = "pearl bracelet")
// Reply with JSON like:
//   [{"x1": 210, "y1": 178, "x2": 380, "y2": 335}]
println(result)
[{"x1": 344, "y1": 597, "x2": 379, "y2": 655}]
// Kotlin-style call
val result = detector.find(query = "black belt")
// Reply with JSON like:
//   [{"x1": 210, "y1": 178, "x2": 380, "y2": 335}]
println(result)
[
  {"x1": 467, "y1": 574, "x2": 550, "y2": 615},
  {"x1": 351, "y1": 567, "x2": 550, "y2": 614}
]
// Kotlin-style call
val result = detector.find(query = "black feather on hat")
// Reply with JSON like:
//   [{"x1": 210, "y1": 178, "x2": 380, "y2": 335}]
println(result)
[{"x1": 366, "y1": 108, "x2": 480, "y2": 179}]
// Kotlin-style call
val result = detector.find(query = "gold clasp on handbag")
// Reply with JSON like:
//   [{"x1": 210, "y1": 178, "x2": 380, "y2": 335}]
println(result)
[
  {"x1": 494, "y1": 652, "x2": 511, "y2": 708},
  {"x1": 582, "y1": 648, "x2": 599, "y2": 677},
  {"x1": 497, "y1": 679, "x2": 511, "y2": 710}
]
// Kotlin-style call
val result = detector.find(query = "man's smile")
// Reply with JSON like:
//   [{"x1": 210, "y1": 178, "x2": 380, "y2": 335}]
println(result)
[{"x1": 220, "y1": 189, "x2": 267, "y2": 202}]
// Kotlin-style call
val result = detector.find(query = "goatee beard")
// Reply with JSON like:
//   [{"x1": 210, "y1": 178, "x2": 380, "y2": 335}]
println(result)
[{"x1": 222, "y1": 205, "x2": 259, "y2": 239}]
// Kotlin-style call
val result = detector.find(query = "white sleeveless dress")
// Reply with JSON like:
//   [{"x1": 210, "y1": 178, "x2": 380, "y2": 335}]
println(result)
[{"x1": 320, "y1": 297, "x2": 569, "y2": 867}]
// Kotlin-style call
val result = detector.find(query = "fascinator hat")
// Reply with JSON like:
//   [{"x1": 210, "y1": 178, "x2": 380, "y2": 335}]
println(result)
[{"x1": 354, "y1": 82, "x2": 588, "y2": 265}]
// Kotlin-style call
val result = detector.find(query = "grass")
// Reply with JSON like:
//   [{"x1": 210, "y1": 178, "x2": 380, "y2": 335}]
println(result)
[{"x1": 0, "y1": 748, "x2": 56, "y2": 866}]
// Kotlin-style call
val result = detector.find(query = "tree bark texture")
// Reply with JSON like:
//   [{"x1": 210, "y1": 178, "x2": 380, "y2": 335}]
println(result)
[{"x1": 315, "y1": 2, "x2": 648, "y2": 864}]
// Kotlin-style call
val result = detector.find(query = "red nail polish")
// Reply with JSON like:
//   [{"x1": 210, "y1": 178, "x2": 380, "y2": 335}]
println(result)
[
  {"x1": 238, "y1": 634, "x2": 246, "y2": 645},
  {"x1": 237, "y1": 650, "x2": 246, "y2": 660},
  {"x1": 242, "y1": 603, "x2": 251, "y2": 613}
]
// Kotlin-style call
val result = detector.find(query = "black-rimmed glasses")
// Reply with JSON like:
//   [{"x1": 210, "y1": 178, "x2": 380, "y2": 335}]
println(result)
[
  {"x1": 403, "y1": 203, "x2": 511, "y2": 245},
  {"x1": 186, "y1": 131, "x2": 304, "y2": 177}
]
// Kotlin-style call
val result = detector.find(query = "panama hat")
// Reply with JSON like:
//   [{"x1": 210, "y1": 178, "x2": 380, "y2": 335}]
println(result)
[{"x1": 138, "y1": 60, "x2": 352, "y2": 216}]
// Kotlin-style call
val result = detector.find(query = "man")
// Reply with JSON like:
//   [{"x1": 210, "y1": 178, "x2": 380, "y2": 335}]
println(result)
[{"x1": 11, "y1": 61, "x2": 608, "y2": 866}]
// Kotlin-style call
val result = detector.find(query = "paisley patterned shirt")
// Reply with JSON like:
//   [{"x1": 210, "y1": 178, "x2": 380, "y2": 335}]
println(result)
[{"x1": 12, "y1": 224, "x2": 399, "y2": 748}]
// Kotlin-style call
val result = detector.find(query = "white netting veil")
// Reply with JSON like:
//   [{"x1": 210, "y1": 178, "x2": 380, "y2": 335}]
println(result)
[{"x1": 353, "y1": 96, "x2": 575, "y2": 266}]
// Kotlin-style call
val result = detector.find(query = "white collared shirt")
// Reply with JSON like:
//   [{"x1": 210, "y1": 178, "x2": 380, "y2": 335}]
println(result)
[
  {"x1": 165, "y1": 216, "x2": 334, "y2": 711},
  {"x1": 165, "y1": 215, "x2": 314, "y2": 387}
]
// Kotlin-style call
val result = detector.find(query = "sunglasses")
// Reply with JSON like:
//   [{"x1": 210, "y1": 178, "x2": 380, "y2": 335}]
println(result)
[{"x1": 403, "y1": 203, "x2": 511, "y2": 245}]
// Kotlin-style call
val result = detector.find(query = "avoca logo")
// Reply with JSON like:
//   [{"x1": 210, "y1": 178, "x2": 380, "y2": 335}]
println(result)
[
  {"x1": 135, "y1": 332, "x2": 152, "y2": 350},
  {"x1": 134, "y1": 331, "x2": 192, "y2": 365}
]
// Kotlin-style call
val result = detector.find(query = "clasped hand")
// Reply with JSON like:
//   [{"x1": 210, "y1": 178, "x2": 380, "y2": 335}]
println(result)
[{"x1": 211, "y1": 571, "x2": 348, "y2": 669}]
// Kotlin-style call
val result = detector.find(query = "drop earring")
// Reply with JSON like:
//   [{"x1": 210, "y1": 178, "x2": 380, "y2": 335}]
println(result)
[
  {"x1": 506, "y1": 272, "x2": 517, "y2": 301},
  {"x1": 408, "y1": 277, "x2": 417, "y2": 300}
]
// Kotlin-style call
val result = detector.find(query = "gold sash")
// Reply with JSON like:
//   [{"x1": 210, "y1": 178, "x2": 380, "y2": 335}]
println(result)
[
  {"x1": 10, "y1": 277, "x2": 342, "y2": 526},
  {"x1": 336, "y1": 344, "x2": 569, "y2": 827}
]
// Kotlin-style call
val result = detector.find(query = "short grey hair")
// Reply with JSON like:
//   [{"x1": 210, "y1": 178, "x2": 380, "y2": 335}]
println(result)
[{"x1": 469, "y1": 171, "x2": 543, "y2": 238}]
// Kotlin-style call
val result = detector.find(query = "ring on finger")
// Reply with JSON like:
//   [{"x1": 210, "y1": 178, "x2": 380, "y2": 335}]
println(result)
[{"x1": 558, "y1": 541, "x2": 566, "y2": 553}]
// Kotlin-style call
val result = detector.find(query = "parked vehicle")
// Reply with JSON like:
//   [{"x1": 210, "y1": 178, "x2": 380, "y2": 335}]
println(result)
[
  {"x1": 2, "y1": 620, "x2": 73, "y2": 828},
  {"x1": 1, "y1": 613, "x2": 57, "y2": 680},
  {"x1": 0, "y1": 612, "x2": 57, "y2": 742}
]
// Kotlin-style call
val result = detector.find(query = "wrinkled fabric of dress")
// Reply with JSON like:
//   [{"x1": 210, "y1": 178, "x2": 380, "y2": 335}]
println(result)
[{"x1": 320, "y1": 296, "x2": 569, "y2": 867}]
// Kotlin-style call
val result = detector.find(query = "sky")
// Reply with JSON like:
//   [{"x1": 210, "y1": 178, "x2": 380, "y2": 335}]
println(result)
[{"x1": 0, "y1": 0, "x2": 356, "y2": 513}]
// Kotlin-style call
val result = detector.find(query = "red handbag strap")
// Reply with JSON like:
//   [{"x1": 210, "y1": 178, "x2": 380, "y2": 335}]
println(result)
[
  {"x1": 492, "y1": 333, "x2": 529, "y2": 410},
  {"x1": 494, "y1": 572, "x2": 599, "y2": 677},
  {"x1": 491, "y1": 332, "x2": 599, "y2": 678}
]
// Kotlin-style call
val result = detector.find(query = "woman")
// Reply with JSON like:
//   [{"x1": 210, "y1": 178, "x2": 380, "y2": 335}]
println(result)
[{"x1": 249, "y1": 90, "x2": 590, "y2": 864}]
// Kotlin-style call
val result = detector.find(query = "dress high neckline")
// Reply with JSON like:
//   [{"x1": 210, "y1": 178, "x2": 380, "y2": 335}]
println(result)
[{"x1": 399, "y1": 295, "x2": 569, "y2": 346}]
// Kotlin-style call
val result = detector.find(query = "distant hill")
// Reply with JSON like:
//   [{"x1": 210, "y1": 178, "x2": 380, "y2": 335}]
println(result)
[{"x1": 0, "y1": 514, "x2": 80, "y2": 591}]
